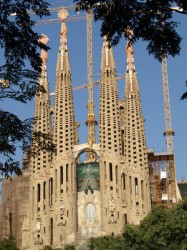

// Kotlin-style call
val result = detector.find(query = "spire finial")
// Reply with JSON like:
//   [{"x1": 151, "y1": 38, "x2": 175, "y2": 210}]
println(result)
[
  {"x1": 103, "y1": 35, "x2": 107, "y2": 43},
  {"x1": 58, "y1": 8, "x2": 68, "y2": 45},
  {"x1": 58, "y1": 8, "x2": 69, "y2": 21},
  {"x1": 126, "y1": 41, "x2": 134, "y2": 58},
  {"x1": 39, "y1": 34, "x2": 49, "y2": 70},
  {"x1": 125, "y1": 29, "x2": 135, "y2": 68}
]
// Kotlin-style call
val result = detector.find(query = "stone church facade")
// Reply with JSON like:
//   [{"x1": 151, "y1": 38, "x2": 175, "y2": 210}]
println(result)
[{"x1": 0, "y1": 9, "x2": 151, "y2": 250}]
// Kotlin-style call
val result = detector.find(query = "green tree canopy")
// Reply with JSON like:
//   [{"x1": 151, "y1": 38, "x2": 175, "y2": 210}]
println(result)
[
  {"x1": 88, "y1": 199, "x2": 187, "y2": 250},
  {"x1": 0, "y1": 237, "x2": 19, "y2": 250},
  {"x1": 40, "y1": 245, "x2": 53, "y2": 250},
  {"x1": 64, "y1": 244, "x2": 76, "y2": 250},
  {"x1": 0, "y1": 1, "x2": 55, "y2": 177},
  {"x1": 75, "y1": 0, "x2": 187, "y2": 61}
]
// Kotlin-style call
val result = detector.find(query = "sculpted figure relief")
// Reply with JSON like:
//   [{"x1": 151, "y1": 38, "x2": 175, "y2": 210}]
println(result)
[{"x1": 109, "y1": 194, "x2": 115, "y2": 213}]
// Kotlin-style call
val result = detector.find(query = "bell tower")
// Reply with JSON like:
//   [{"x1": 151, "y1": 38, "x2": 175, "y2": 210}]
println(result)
[
  {"x1": 99, "y1": 37, "x2": 122, "y2": 234},
  {"x1": 120, "y1": 40, "x2": 151, "y2": 224}
]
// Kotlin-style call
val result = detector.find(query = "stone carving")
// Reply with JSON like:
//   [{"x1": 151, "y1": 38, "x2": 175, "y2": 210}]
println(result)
[
  {"x1": 36, "y1": 219, "x2": 41, "y2": 232},
  {"x1": 58, "y1": 9, "x2": 68, "y2": 46},
  {"x1": 126, "y1": 42, "x2": 134, "y2": 59},
  {"x1": 58, "y1": 199, "x2": 66, "y2": 226},
  {"x1": 33, "y1": 218, "x2": 43, "y2": 245},
  {"x1": 108, "y1": 194, "x2": 117, "y2": 224},
  {"x1": 58, "y1": 8, "x2": 69, "y2": 21},
  {"x1": 39, "y1": 34, "x2": 49, "y2": 70},
  {"x1": 60, "y1": 199, "x2": 65, "y2": 216},
  {"x1": 109, "y1": 194, "x2": 115, "y2": 213}
]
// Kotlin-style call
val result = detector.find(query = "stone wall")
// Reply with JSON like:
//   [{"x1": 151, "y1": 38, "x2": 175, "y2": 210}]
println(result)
[{"x1": 0, "y1": 170, "x2": 30, "y2": 249}]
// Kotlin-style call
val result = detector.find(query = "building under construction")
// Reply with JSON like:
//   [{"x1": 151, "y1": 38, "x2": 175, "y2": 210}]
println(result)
[
  {"x1": 148, "y1": 150, "x2": 176, "y2": 207},
  {"x1": 0, "y1": 7, "x2": 180, "y2": 250}
]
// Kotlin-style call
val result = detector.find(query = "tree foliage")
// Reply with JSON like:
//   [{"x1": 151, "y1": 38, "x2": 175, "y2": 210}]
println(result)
[
  {"x1": 75, "y1": 0, "x2": 187, "y2": 61},
  {"x1": 0, "y1": 1, "x2": 54, "y2": 177},
  {"x1": 0, "y1": 237, "x2": 19, "y2": 250},
  {"x1": 64, "y1": 244, "x2": 76, "y2": 250},
  {"x1": 180, "y1": 81, "x2": 187, "y2": 100},
  {"x1": 40, "y1": 245, "x2": 53, "y2": 250},
  {"x1": 87, "y1": 235, "x2": 126, "y2": 250},
  {"x1": 88, "y1": 200, "x2": 187, "y2": 250},
  {"x1": 139, "y1": 200, "x2": 187, "y2": 249}
]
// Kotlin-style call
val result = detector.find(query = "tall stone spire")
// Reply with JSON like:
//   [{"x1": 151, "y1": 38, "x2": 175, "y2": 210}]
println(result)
[
  {"x1": 53, "y1": 9, "x2": 76, "y2": 155},
  {"x1": 51, "y1": 9, "x2": 77, "y2": 244},
  {"x1": 121, "y1": 40, "x2": 151, "y2": 224},
  {"x1": 31, "y1": 34, "x2": 51, "y2": 175},
  {"x1": 99, "y1": 37, "x2": 122, "y2": 234},
  {"x1": 29, "y1": 35, "x2": 53, "y2": 248},
  {"x1": 99, "y1": 36, "x2": 121, "y2": 155}
]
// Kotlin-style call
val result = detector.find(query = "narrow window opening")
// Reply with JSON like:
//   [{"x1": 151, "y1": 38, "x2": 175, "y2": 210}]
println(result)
[
  {"x1": 135, "y1": 177, "x2": 138, "y2": 194},
  {"x1": 124, "y1": 214, "x2": 128, "y2": 225},
  {"x1": 109, "y1": 163, "x2": 113, "y2": 182},
  {"x1": 141, "y1": 180, "x2": 144, "y2": 199},
  {"x1": 43, "y1": 182, "x2": 46, "y2": 200},
  {"x1": 37, "y1": 183, "x2": 40, "y2": 202},
  {"x1": 66, "y1": 164, "x2": 68, "y2": 182},
  {"x1": 60, "y1": 166, "x2": 63, "y2": 185},
  {"x1": 116, "y1": 165, "x2": 118, "y2": 184},
  {"x1": 122, "y1": 173, "x2": 126, "y2": 190}
]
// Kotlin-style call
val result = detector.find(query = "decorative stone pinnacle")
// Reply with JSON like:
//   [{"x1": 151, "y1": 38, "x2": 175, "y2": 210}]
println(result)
[
  {"x1": 58, "y1": 9, "x2": 68, "y2": 46},
  {"x1": 103, "y1": 35, "x2": 107, "y2": 42},
  {"x1": 39, "y1": 34, "x2": 48, "y2": 70},
  {"x1": 125, "y1": 28, "x2": 134, "y2": 60},
  {"x1": 126, "y1": 42, "x2": 134, "y2": 59},
  {"x1": 39, "y1": 34, "x2": 49, "y2": 45},
  {"x1": 58, "y1": 8, "x2": 69, "y2": 22}
]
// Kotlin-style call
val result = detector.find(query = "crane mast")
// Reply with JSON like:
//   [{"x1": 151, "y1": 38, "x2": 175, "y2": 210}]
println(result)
[
  {"x1": 161, "y1": 56, "x2": 174, "y2": 153},
  {"x1": 85, "y1": 8, "x2": 97, "y2": 161}
]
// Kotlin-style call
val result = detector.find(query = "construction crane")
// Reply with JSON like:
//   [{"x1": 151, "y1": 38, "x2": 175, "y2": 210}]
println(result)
[
  {"x1": 163, "y1": 0, "x2": 186, "y2": 154},
  {"x1": 73, "y1": 75, "x2": 125, "y2": 91},
  {"x1": 159, "y1": 5, "x2": 185, "y2": 205},
  {"x1": 161, "y1": 56, "x2": 177, "y2": 205},
  {"x1": 161, "y1": 4, "x2": 185, "y2": 153},
  {"x1": 85, "y1": 8, "x2": 97, "y2": 162},
  {"x1": 161, "y1": 56, "x2": 174, "y2": 153},
  {"x1": 50, "y1": 75, "x2": 125, "y2": 95},
  {"x1": 36, "y1": 12, "x2": 86, "y2": 25}
]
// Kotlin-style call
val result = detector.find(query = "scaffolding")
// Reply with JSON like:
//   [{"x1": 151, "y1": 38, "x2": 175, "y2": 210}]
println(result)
[{"x1": 148, "y1": 150, "x2": 176, "y2": 207}]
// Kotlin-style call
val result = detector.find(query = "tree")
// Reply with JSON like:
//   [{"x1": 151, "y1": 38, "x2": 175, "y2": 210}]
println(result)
[
  {"x1": 0, "y1": 1, "x2": 54, "y2": 177},
  {"x1": 122, "y1": 199, "x2": 187, "y2": 250},
  {"x1": 88, "y1": 200, "x2": 187, "y2": 250},
  {"x1": 181, "y1": 81, "x2": 187, "y2": 100},
  {"x1": 0, "y1": 237, "x2": 19, "y2": 250},
  {"x1": 40, "y1": 245, "x2": 53, "y2": 250},
  {"x1": 64, "y1": 244, "x2": 76, "y2": 250},
  {"x1": 87, "y1": 235, "x2": 126, "y2": 250},
  {"x1": 75, "y1": 0, "x2": 187, "y2": 61}
]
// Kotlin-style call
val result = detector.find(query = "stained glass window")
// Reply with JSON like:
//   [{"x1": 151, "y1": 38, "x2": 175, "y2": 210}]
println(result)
[{"x1": 85, "y1": 203, "x2": 95, "y2": 222}]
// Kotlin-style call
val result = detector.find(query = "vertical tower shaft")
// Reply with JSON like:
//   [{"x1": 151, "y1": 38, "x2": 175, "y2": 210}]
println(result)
[
  {"x1": 53, "y1": 10, "x2": 76, "y2": 155},
  {"x1": 99, "y1": 37, "x2": 122, "y2": 234},
  {"x1": 31, "y1": 34, "x2": 51, "y2": 175},
  {"x1": 52, "y1": 9, "x2": 77, "y2": 245},
  {"x1": 122, "y1": 40, "x2": 151, "y2": 224},
  {"x1": 29, "y1": 35, "x2": 52, "y2": 248}
]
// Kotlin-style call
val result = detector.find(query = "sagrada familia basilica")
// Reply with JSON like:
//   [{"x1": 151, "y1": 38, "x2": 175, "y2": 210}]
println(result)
[{"x1": 0, "y1": 8, "x2": 178, "y2": 250}]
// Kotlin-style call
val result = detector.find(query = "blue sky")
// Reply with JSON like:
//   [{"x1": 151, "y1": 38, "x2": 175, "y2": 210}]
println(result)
[{"x1": 1, "y1": 1, "x2": 187, "y2": 182}]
